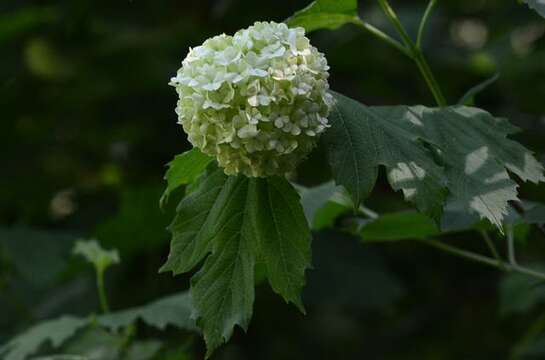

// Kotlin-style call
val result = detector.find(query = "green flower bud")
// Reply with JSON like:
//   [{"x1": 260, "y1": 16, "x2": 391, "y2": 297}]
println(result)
[{"x1": 170, "y1": 21, "x2": 332, "y2": 177}]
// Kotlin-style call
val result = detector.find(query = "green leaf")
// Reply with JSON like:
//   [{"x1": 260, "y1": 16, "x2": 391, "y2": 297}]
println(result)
[
  {"x1": 325, "y1": 92, "x2": 545, "y2": 230},
  {"x1": 160, "y1": 148, "x2": 213, "y2": 207},
  {"x1": 161, "y1": 163, "x2": 311, "y2": 356},
  {"x1": 297, "y1": 181, "x2": 338, "y2": 225},
  {"x1": 457, "y1": 73, "x2": 500, "y2": 106},
  {"x1": 325, "y1": 92, "x2": 448, "y2": 220},
  {"x1": 98, "y1": 291, "x2": 197, "y2": 332},
  {"x1": 0, "y1": 316, "x2": 89, "y2": 360},
  {"x1": 73, "y1": 239, "x2": 120, "y2": 273},
  {"x1": 251, "y1": 176, "x2": 312, "y2": 311},
  {"x1": 61, "y1": 327, "x2": 123, "y2": 360},
  {"x1": 0, "y1": 227, "x2": 75, "y2": 289},
  {"x1": 286, "y1": 0, "x2": 358, "y2": 33},
  {"x1": 123, "y1": 340, "x2": 163, "y2": 360},
  {"x1": 360, "y1": 212, "x2": 441, "y2": 241},
  {"x1": 524, "y1": 0, "x2": 545, "y2": 18}
]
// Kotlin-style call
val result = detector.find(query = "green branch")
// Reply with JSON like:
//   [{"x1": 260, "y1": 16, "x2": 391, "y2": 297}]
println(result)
[
  {"x1": 375, "y1": 0, "x2": 447, "y2": 106},
  {"x1": 417, "y1": 0, "x2": 437, "y2": 49},
  {"x1": 418, "y1": 238, "x2": 545, "y2": 281}
]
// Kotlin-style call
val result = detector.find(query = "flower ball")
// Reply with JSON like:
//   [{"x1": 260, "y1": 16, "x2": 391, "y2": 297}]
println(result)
[{"x1": 170, "y1": 21, "x2": 332, "y2": 177}]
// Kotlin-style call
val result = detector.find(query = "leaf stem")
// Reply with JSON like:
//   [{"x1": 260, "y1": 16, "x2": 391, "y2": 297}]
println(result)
[
  {"x1": 96, "y1": 267, "x2": 110, "y2": 314},
  {"x1": 376, "y1": 0, "x2": 447, "y2": 106},
  {"x1": 416, "y1": 0, "x2": 437, "y2": 49},
  {"x1": 351, "y1": 18, "x2": 413, "y2": 58},
  {"x1": 507, "y1": 224, "x2": 518, "y2": 266},
  {"x1": 479, "y1": 230, "x2": 506, "y2": 269},
  {"x1": 417, "y1": 238, "x2": 545, "y2": 281}
]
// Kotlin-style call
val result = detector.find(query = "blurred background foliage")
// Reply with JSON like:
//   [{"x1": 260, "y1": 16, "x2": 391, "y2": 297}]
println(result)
[{"x1": 1, "y1": 0, "x2": 545, "y2": 359}]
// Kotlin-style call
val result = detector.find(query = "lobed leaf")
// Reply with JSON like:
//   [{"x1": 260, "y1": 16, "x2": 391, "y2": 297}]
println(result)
[
  {"x1": 160, "y1": 148, "x2": 213, "y2": 207},
  {"x1": 161, "y1": 163, "x2": 311, "y2": 356},
  {"x1": 0, "y1": 292, "x2": 196, "y2": 360},
  {"x1": 0, "y1": 316, "x2": 88, "y2": 360},
  {"x1": 98, "y1": 291, "x2": 196, "y2": 332},
  {"x1": 325, "y1": 92, "x2": 544, "y2": 231},
  {"x1": 286, "y1": 0, "x2": 358, "y2": 33}
]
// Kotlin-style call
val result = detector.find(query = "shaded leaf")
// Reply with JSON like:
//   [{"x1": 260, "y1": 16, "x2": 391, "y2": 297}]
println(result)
[
  {"x1": 286, "y1": 0, "x2": 358, "y2": 33},
  {"x1": 161, "y1": 164, "x2": 311, "y2": 356},
  {"x1": 60, "y1": 327, "x2": 122, "y2": 360},
  {"x1": 0, "y1": 316, "x2": 88, "y2": 360},
  {"x1": 524, "y1": 0, "x2": 545, "y2": 18},
  {"x1": 252, "y1": 176, "x2": 311, "y2": 312},
  {"x1": 98, "y1": 291, "x2": 196, "y2": 332},
  {"x1": 0, "y1": 227, "x2": 76, "y2": 288},
  {"x1": 160, "y1": 148, "x2": 213, "y2": 207},
  {"x1": 325, "y1": 92, "x2": 544, "y2": 230},
  {"x1": 297, "y1": 181, "x2": 338, "y2": 225},
  {"x1": 325, "y1": 92, "x2": 447, "y2": 220},
  {"x1": 123, "y1": 340, "x2": 163, "y2": 360}
]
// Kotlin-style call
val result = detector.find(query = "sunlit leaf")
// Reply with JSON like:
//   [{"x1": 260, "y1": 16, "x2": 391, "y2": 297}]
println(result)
[
  {"x1": 286, "y1": 0, "x2": 358, "y2": 32},
  {"x1": 325, "y1": 92, "x2": 545, "y2": 231}
]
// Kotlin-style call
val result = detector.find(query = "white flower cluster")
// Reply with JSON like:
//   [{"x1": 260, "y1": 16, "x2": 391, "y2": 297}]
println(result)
[{"x1": 170, "y1": 21, "x2": 332, "y2": 177}]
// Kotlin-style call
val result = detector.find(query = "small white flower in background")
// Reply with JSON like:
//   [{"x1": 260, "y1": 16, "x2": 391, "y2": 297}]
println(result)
[
  {"x1": 73, "y1": 239, "x2": 120, "y2": 273},
  {"x1": 170, "y1": 21, "x2": 333, "y2": 177}
]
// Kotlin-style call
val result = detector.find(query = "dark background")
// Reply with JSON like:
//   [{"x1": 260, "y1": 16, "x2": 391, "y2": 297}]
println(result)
[{"x1": 1, "y1": 0, "x2": 545, "y2": 359}]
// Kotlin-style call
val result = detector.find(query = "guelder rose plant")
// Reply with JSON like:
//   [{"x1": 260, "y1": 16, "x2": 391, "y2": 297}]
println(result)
[
  {"x1": 160, "y1": 0, "x2": 545, "y2": 357},
  {"x1": 169, "y1": 21, "x2": 332, "y2": 177}
]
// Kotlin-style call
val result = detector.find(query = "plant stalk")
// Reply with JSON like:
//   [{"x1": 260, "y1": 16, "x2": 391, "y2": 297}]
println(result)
[
  {"x1": 376, "y1": 0, "x2": 447, "y2": 106},
  {"x1": 418, "y1": 238, "x2": 545, "y2": 281},
  {"x1": 417, "y1": 0, "x2": 437, "y2": 49},
  {"x1": 351, "y1": 19, "x2": 413, "y2": 58},
  {"x1": 96, "y1": 268, "x2": 110, "y2": 314},
  {"x1": 479, "y1": 230, "x2": 506, "y2": 269}
]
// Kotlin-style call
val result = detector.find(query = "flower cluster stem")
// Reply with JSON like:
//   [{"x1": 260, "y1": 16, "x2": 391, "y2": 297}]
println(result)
[{"x1": 353, "y1": 0, "x2": 447, "y2": 106}]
